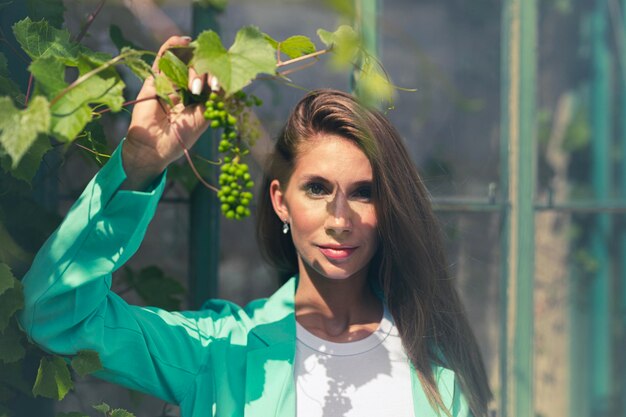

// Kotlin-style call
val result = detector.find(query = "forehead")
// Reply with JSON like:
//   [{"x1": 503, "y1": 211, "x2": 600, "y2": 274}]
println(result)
[{"x1": 293, "y1": 134, "x2": 373, "y2": 179}]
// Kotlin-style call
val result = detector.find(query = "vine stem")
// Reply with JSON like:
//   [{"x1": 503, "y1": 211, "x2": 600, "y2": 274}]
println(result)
[
  {"x1": 172, "y1": 131, "x2": 219, "y2": 193},
  {"x1": 49, "y1": 49, "x2": 153, "y2": 107},
  {"x1": 275, "y1": 48, "x2": 330, "y2": 68},
  {"x1": 73, "y1": 0, "x2": 108, "y2": 43},
  {"x1": 94, "y1": 96, "x2": 156, "y2": 115},
  {"x1": 24, "y1": 74, "x2": 34, "y2": 106}
]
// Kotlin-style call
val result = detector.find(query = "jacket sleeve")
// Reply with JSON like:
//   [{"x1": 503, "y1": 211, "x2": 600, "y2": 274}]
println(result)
[{"x1": 17, "y1": 141, "x2": 213, "y2": 405}]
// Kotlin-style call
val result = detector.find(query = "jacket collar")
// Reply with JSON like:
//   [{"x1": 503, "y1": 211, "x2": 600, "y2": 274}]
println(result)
[{"x1": 243, "y1": 276, "x2": 459, "y2": 417}]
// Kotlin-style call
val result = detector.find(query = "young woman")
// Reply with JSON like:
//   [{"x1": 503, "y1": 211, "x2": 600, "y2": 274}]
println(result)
[{"x1": 18, "y1": 36, "x2": 491, "y2": 417}]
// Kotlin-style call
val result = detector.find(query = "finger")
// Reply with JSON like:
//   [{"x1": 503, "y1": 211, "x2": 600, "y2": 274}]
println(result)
[
  {"x1": 152, "y1": 35, "x2": 193, "y2": 72},
  {"x1": 189, "y1": 70, "x2": 207, "y2": 96}
]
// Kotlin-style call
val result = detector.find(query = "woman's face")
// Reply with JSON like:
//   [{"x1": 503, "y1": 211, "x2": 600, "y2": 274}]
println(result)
[{"x1": 270, "y1": 134, "x2": 379, "y2": 282}]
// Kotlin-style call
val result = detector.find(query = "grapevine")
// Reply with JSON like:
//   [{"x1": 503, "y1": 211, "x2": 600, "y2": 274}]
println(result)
[{"x1": 204, "y1": 90, "x2": 262, "y2": 219}]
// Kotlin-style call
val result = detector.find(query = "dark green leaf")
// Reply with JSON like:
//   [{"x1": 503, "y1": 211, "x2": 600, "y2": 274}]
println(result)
[
  {"x1": 110, "y1": 410, "x2": 135, "y2": 417},
  {"x1": 70, "y1": 350, "x2": 102, "y2": 377},
  {"x1": 32, "y1": 355, "x2": 73, "y2": 400},
  {"x1": 0, "y1": 263, "x2": 13, "y2": 296},
  {"x1": 191, "y1": 26, "x2": 276, "y2": 95},
  {"x1": 158, "y1": 50, "x2": 189, "y2": 90},
  {"x1": 0, "y1": 134, "x2": 52, "y2": 184},
  {"x1": 26, "y1": 0, "x2": 66, "y2": 28},
  {"x1": 0, "y1": 96, "x2": 51, "y2": 168},
  {"x1": 317, "y1": 25, "x2": 361, "y2": 68},
  {"x1": 0, "y1": 276, "x2": 23, "y2": 333},
  {"x1": 0, "y1": 319, "x2": 25, "y2": 363},
  {"x1": 12, "y1": 17, "x2": 78, "y2": 64},
  {"x1": 92, "y1": 402, "x2": 110, "y2": 414},
  {"x1": 265, "y1": 35, "x2": 316, "y2": 60},
  {"x1": 0, "y1": 221, "x2": 31, "y2": 267},
  {"x1": 122, "y1": 266, "x2": 184, "y2": 310}
]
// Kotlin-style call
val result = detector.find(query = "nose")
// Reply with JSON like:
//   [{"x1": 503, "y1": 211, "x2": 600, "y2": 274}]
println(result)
[{"x1": 325, "y1": 192, "x2": 352, "y2": 234}]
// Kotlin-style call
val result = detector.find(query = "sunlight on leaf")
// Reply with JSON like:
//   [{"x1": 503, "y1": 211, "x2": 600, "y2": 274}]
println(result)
[
  {"x1": 317, "y1": 25, "x2": 361, "y2": 68},
  {"x1": 264, "y1": 34, "x2": 316, "y2": 60},
  {"x1": 354, "y1": 57, "x2": 395, "y2": 105},
  {"x1": 159, "y1": 50, "x2": 189, "y2": 90},
  {"x1": 0, "y1": 96, "x2": 50, "y2": 168},
  {"x1": 110, "y1": 410, "x2": 135, "y2": 417},
  {"x1": 12, "y1": 17, "x2": 79, "y2": 64},
  {"x1": 191, "y1": 26, "x2": 276, "y2": 95},
  {"x1": 32, "y1": 356, "x2": 72, "y2": 401},
  {"x1": 92, "y1": 402, "x2": 111, "y2": 414},
  {"x1": 121, "y1": 47, "x2": 153, "y2": 81}
]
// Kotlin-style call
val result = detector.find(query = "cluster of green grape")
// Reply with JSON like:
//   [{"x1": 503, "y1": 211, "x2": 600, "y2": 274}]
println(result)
[{"x1": 204, "y1": 91, "x2": 262, "y2": 220}]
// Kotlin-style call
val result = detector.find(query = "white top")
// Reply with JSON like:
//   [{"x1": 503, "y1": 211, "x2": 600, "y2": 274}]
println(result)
[{"x1": 294, "y1": 304, "x2": 415, "y2": 417}]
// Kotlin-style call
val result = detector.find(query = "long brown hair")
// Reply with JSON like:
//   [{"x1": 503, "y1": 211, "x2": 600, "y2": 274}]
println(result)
[{"x1": 256, "y1": 89, "x2": 492, "y2": 416}]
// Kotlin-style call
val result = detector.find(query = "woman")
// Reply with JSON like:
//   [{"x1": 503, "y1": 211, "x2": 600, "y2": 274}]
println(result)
[{"x1": 18, "y1": 36, "x2": 491, "y2": 417}]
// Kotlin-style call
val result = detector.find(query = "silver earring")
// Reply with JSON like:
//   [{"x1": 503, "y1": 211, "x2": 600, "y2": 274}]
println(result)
[{"x1": 282, "y1": 221, "x2": 290, "y2": 234}]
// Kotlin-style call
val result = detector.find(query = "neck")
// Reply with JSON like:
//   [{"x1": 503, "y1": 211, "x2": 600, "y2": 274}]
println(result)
[{"x1": 294, "y1": 261, "x2": 382, "y2": 341}]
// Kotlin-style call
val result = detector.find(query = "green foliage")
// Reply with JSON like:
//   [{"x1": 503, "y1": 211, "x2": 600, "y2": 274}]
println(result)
[
  {"x1": 71, "y1": 350, "x2": 103, "y2": 377},
  {"x1": 0, "y1": 134, "x2": 52, "y2": 183},
  {"x1": 13, "y1": 17, "x2": 79, "y2": 64},
  {"x1": 32, "y1": 355, "x2": 73, "y2": 400},
  {"x1": 0, "y1": 96, "x2": 50, "y2": 168},
  {"x1": 265, "y1": 34, "x2": 316, "y2": 60},
  {"x1": 0, "y1": 264, "x2": 23, "y2": 332},
  {"x1": 121, "y1": 47, "x2": 153, "y2": 81},
  {"x1": 158, "y1": 50, "x2": 189, "y2": 90},
  {"x1": 191, "y1": 26, "x2": 276, "y2": 95},
  {"x1": 122, "y1": 266, "x2": 185, "y2": 310},
  {"x1": 0, "y1": 320, "x2": 25, "y2": 364},
  {"x1": 317, "y1": 25, "x2": 361, "y2": 67},
  {"x1": 75, "y1": 121, "x2": 111, "y2": 167},
  {"x1": 93, "y1": 403, "x2": 111, "y2": 414}
]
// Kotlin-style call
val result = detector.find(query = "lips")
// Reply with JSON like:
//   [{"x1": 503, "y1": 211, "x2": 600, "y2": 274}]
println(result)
[{"x1": 318, "y1": 245, "x2": 357, "y2": 260}]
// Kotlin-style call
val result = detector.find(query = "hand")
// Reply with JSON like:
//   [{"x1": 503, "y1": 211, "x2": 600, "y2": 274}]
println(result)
[{"x1": 121, "y1": 35, "x2": 215, "y2": 190}]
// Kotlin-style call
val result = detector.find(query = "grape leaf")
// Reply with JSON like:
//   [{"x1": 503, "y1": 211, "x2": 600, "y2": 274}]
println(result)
[
  {"x1": 0, "y1": 133, "x2": 52, "y2": 183},
  {"x1": 265, "y1": 34, "x2": 316, "y2": 60},
  {"x1": 159, "y1": 50, "x2": 189, "y2": 90},
  {"x1": 0, "y1": 276, "x2": 23, "y2": 332},
  {"x1": 12, "y1": 17, "x2": 79, "y2": 65},
  {"x1": 121, "y1": 47, "x2": 153, "y2": 81},
  {"x1": 0, "y1": 263, "x2": 13, "y2": 296},
  {"x1": 0, "y1": 319, "x2": 25, "y2": 364},
  {"x1": 70, "y1": 350, "x2": 103, "y2": 377},
  {"x1": 154, "y1": 73, "x2": 176, "y2": 106},
  {"x1": 75, "y1": 121, "x2": 111, "y2": 167},
  {"x1": 29, "y1": 56, "x2": 66, "y2": 97},
  {"x1": 0, "y1": 222, "x2": 30, "y2": 266},
  {"x1": 191, "y1": 26, "x2": 276, "y2": 95},
  {"x1": 110, "y1": 410, "x2": 135, "y2": 417},
  {"x1": 26, "y1": 0, "x2": 66, "y2": 28},
  {"x1": 92, "y1": 402, "x2": 110, "y2": 414},
  {"x1": 122, "y1": 266, "x2": 184, "y2": 310},
  {"x1": 354, "y1": 57, "x2": 394, "y2": 104},
  {"x1": 0, "y1": 96, "x2": 50, "y2": 168},
  {"x1": 32, "y1": 356, "x2": 73, "y2": 400},
  {"x1": 317, "y1": 25, "x2": 361, "y2": 68},
  {"x1": 48, "y1": 53, "x2": 126, "y2": 142}
]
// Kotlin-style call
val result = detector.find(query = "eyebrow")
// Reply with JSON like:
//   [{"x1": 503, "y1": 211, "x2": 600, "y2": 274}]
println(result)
[{"x1": 298, "y1": 174, "x2": 373, "y2": 187}]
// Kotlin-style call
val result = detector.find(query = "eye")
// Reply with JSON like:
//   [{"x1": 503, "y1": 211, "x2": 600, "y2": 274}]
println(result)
[
  {"x1": 353, "y1": 185, "x2": 373, "y2": 201},
  {"x1": 304, "y1": 182, "x2": 327, "y2": 196}
]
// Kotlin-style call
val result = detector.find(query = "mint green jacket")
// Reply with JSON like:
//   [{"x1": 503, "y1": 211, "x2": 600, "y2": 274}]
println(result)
[{"x1": 18, "y1": 144, "x2": 471, "y2": 417}]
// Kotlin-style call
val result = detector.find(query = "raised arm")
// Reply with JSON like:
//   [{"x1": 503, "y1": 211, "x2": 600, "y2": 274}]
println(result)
[{"x1": 17, "y1": 36, "x2": 220, "y2": 405}]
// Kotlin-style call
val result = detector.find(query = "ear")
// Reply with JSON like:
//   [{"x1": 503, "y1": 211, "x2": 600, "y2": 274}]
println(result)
[{"x1": 269, "y1": 179, "x2": 289, "y2": 222}]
